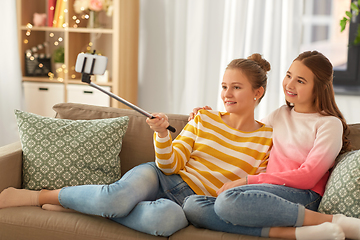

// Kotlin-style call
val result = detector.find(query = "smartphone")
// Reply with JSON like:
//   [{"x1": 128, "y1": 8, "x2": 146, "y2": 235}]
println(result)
[{"x1": 75, "y1": 53, "x2": 108, "y2": 75}]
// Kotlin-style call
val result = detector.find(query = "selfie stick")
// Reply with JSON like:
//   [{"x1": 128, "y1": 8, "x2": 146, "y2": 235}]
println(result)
[{"x1": 79, "y1": 52, "x2": 176, "y2": 133}]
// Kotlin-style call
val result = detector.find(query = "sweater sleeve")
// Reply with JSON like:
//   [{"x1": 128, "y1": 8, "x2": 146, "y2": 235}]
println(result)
[
  {"x1": 247, "y1": 117, "x2": 343, "y2": 190},
  {"x1": 154, "y1": 116, "x2": 198, "y2": 175}
]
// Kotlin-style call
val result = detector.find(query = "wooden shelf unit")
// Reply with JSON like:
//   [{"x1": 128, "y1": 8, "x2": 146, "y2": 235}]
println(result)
[{"x1": 16, "y1": 0, "x2": 139, "y2": 108}]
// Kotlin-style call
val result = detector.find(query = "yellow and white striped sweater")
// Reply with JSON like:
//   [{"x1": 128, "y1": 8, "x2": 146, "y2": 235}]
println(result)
[{"x1": 154, "y1": 110, "x2": 273, "y2": 196}]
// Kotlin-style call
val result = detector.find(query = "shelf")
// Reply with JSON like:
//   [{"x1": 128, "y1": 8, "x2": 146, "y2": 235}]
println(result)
[
  {"x1": 20, "y1": 26, "x2": 113, "y2": 34},
  {"x1": 22, "y1": 76, "x2": 63, "y2": 83},
  {"x1": 68, "y1": 79, "x2": 113, "y2": 87}
]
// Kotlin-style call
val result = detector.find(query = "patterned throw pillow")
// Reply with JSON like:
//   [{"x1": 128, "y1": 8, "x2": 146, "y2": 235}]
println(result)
[
  {"x1": 15, "y1": 110, "x2": 129, "y2": 190},
  {"x1": 318, "y1": 150, "x2": 360, "y2": 218}
]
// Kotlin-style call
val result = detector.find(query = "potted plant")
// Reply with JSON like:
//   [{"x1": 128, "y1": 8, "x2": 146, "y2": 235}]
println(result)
[
  {"x1": 340, "y1": 0, "x2": 360, "y2": 45},
  {"x1": 53, "y1": 46, "x2": 64, "y2": 78}
]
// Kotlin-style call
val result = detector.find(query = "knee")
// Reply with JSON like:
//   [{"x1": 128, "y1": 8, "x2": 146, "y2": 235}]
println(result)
[
  {"x1": 146, "y1": 199, "x2": 188, "y2": 236},
  {"x1": 183, "y1": 195, "x2": 205, "y2": 216},
  {"x1": 182, "y1": 195, "x2": 198, "y2": 222},
  {"x1": 183, "y1": 195, "x2": 215, "y2": 227},
  {"x1": 214, "y1": 189, "x2": 243, "y2": 220},
  {"x1": 182, "y1": 195, "x2": 197, "y2": 211}
]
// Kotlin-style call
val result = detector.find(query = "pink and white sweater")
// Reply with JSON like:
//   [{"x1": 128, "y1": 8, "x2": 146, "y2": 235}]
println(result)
[{"x1": 247, "y1": 105, "x2": 343, "y2": 196}]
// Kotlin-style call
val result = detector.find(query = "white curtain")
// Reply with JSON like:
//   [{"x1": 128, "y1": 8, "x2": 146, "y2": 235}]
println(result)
[
  {"x1": 138, "y1": 0, "x2": 303, "y2": 117},
  {"x1": 217, "y1": 0, "x2": 304, "y2": 120},
  {"x1": 0, "y1": 1, "x2": 23, "y2": 147}
]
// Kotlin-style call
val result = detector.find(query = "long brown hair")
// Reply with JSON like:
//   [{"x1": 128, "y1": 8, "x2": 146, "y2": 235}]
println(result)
[
  {"x1": 226, "y1": 53, "x2": 271, "y2": 103},
  {"x1": 287, "y1": 51, "x2": 350, "y2": 152}
]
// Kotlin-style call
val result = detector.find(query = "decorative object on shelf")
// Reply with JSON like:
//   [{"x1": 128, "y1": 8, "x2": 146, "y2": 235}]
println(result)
[
  {"x1": 88, "y1": 10, "x2": 100, "y2": 28},
  {"x1": 53, "y1": 0, "x2": 67, "y2": 28},
  {"x1": 25, "y1": 42, "x2": 51, "y2": 76},
  {"x1": 47, "y1": 0, "x2": 57, "y2": 27},
  {"x1": 33, "y1": 13, "x2": 47, "y2": 27},
  {"x1": 340, "y1": 0, "x2": 360, "y2": 45},
  {"x1": 73, "y1": 0, "x2": 113, "y2": 28},
  {"x1": 53, "y1": 46, "x2": 65, "y2": 79}
]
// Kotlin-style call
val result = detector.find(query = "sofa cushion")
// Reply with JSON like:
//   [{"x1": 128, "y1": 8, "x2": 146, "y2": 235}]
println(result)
[
  {"x1": 15, "y1": 110, "x2": 129, "y2": 190},
  {"x1": 0, "y1": 207, "x2": 164, "y2": 240},
  {"x1": 52, "y1": 103, "x2": 189, "y2": 175},
  {"x1": 318, "y1": 149, "x2": 360, "y2": 217}
]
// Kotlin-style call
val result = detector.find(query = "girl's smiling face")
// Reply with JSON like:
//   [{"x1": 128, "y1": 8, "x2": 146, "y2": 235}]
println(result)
[
  {"x1": 283, "y1": 60, "x2": 316, "y2": 113},
  {"x1": 221, "y1": 69, "x2": 261, "y2": 114}
]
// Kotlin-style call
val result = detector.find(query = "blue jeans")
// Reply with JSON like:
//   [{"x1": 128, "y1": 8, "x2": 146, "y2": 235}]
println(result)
[
  {"x1": 58, "y1": 162, "x2": 195, "y2": 236},
  {"x1": 183, "y1": 184, "x2": 321, "y2": 237}
]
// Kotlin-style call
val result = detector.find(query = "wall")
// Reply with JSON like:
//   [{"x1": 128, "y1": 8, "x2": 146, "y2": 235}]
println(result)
[{"x1": 335, "y1": 95, "x2": 360, "y2": 124}]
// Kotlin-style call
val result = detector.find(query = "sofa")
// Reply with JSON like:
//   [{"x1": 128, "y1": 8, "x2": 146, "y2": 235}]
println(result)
[{"x1": 1, "y1": 103, "x2": 360, "y2": 240}]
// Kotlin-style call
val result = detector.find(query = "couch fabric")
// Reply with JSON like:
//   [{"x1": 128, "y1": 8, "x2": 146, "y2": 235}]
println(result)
[{"x1": 1, "y1": 102, "x2": 360, "y2": 240}]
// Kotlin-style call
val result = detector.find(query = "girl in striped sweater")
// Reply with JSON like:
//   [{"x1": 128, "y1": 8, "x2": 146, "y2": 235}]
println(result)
[{"x1": 0, "y1": 54, "x2": 272, "y2": 237}]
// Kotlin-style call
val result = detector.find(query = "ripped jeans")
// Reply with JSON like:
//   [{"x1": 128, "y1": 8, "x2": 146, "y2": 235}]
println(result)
[
  {"x1": 58, "y1": 162, "x2": 195, "y2": 236},
  {"x1": 183, "y1": 184, "x2": 321, "y2": 238}
]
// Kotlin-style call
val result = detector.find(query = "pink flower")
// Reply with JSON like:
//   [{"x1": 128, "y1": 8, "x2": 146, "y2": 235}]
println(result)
[{"x1": 89, "y1": 0, "x2": 103, "y2": 12}]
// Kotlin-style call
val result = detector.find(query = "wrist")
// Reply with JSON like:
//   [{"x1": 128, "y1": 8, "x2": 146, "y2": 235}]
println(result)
[{"x1": 157, "y1": 130, "x2": 169, "y2": 138}]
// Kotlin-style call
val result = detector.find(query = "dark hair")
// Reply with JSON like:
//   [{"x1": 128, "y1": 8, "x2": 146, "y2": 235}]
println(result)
[
  {"x1": 290, "y1": 51, "x2": 350, "y2": 152},
  {"x1": 226, "y1": 53, "x2": 271, "y2": 103}
]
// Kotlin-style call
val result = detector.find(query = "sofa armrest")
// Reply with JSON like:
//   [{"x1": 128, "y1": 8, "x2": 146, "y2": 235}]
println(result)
[{"x1": 0, "y1": 142, "x2": 22, "y2": 192}]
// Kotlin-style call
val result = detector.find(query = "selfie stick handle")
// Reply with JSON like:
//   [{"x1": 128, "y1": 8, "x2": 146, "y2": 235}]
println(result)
[{"x1": 80, "y1": 54, "x2": 176, "y2": 133}]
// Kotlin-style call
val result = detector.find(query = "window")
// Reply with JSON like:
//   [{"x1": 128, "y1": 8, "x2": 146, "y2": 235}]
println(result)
[
  {"x1": 333, "y1": 0, "x2": 360, "y2": 93},
  {"x1": 300, "y1": 0, "x2": 360, "y2": 94}
]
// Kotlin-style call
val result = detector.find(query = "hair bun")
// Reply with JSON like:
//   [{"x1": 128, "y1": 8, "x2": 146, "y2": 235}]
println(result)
[{"x1": 248, "y1": 53, "x2": 271, "y2": 73}]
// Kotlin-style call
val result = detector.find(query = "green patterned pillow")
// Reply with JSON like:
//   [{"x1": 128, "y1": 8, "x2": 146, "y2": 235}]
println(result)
[
  {"x1": 318, "y1": 150, "x2": 360, "y2": 218},
  {"x1": 15, "y1": 110, "x2": 129, "y2": 190}
]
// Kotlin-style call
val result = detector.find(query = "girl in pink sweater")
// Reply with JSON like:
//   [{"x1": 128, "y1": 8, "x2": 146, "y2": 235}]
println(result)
[{"x1": 184, "y1": 51, "x2": 358, "y2": 240}]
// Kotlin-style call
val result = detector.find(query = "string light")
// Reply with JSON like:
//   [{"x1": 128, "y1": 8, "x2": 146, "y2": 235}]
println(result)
[
  {"x1": 23, "y1": 22, "x2": 64, "y2": 80},
  {"x1": 48, "y1": 72, "x2": 54, "y2": 80}
]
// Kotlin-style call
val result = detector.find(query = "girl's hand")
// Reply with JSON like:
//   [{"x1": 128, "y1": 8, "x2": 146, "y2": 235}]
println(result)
[
  {"x1": 216, "y1": 178, "x2": 247, "y2": 196},
  {"x1": 188, "y1": 106, "x2": 213, "y2": 121},
  {"x1": 146, "y1": 113, "x2": 169, "y2": 138}
]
